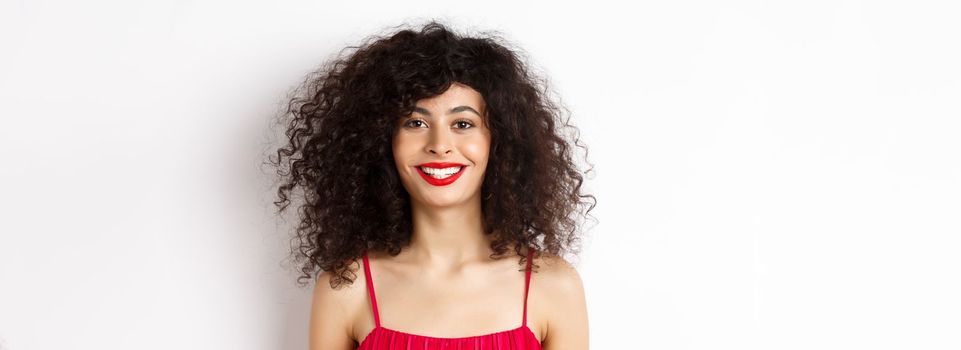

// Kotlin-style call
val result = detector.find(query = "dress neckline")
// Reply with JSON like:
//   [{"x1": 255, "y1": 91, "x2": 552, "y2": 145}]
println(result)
[
  {"x1": 358, "y1": 324, "x2": 539, "y2": 347},
  {"x1": 364, "y1": 324, "x2": 534, "y2": 341},
  {"x1": 358, "y1": 248, "x2": 538, "y2": 346}
]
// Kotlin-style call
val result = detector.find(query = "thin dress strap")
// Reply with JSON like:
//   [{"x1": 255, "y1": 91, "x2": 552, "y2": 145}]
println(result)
[
  {"x1": 361, "y1": 251, "x2": 381, "y2": 328},
  {"x1": 522, "y1": 247, "x2": 534, "y2": 327}
]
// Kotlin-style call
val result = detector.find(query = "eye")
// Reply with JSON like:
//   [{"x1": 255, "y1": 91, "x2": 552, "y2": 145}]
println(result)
[
  {"x1": 404, "y1": 119, "x2": 426, "y2": 128},
  {"x1": 403, "y1": 119, "x2": 475, "y2": 129}
]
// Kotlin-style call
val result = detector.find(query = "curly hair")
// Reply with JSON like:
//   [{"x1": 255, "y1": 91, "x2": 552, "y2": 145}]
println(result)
[{"x1": 268, "y1": 19, "x2": 596, "y2": 289}]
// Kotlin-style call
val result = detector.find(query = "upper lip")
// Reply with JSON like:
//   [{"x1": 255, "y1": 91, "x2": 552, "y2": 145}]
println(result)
[{"x1": 417, "y1": 162, "x2": 466, "y2": 168}]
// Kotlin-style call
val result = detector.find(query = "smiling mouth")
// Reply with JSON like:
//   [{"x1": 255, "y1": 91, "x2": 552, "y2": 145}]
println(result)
[
  {"x1": 417, "y1": 166, "x2": 466, "y2": 180},
  {"x1": 414, "y1": 165, "x2": 467, "y2": 186}
]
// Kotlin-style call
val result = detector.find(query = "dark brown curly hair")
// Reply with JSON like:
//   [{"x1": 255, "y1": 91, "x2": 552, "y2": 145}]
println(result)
[{"x1": 268, "y1": 19, "x2": 596, "y2": 289}]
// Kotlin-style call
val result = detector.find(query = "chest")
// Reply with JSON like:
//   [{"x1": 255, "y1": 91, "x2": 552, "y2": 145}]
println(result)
[{"x1": 357, "y1": 261, "x2": 535, "y2": 339}]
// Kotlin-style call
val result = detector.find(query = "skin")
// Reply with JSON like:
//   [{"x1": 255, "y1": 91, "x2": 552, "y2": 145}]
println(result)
[{"x1": 309, "y1": 82, "x2": 589, "y2": 349}]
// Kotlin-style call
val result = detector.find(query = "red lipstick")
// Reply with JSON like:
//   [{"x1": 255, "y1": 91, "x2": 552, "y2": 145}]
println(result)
[
  {"x1": 417, "y1": 162, "x2": 466, "y2": 168},
  {"x1": 415, "y1": 162, "x2": 467, "y2": 186}
]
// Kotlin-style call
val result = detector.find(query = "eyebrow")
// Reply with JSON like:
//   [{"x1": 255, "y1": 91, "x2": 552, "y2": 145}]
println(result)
[{"x1": 412, "y1": 105, "x2": 482, "y2": 118}]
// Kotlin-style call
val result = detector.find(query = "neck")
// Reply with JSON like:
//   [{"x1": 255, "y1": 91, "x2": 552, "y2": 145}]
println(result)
[{"x1": 406, "y1": 193, "x2": 493, "y2": 269}]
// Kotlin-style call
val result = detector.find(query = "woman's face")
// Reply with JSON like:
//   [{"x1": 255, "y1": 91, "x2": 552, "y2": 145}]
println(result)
[{"x1": 392, "y1": 83, "x2": 491, "y2": 208}]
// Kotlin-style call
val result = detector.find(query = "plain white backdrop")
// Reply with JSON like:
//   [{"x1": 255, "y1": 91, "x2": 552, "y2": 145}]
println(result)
[{"x1": 2, "y1": 1, "x2": 959, "y2": 349}]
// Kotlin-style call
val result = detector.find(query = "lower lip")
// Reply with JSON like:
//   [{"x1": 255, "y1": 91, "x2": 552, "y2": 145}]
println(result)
[{"x1": 416, "y1": 166, "x2": 467, "y2": 186}]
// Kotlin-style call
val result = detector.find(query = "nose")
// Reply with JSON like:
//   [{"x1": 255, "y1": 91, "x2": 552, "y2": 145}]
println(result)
[{"x1": 425, "y1": 126, "x2": 453, "y2": 155}]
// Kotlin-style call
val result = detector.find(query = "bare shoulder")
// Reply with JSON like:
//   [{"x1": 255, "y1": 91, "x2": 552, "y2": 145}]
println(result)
[
  {"x1": 309, "y1": 257, "x2": 367, "y2": 350},
  {"x1": 534, "y1": 252, "x2": 580, "y2": 280},
  {"x1": 532, "y1": 251, "x2": 584, "y2": 291},
  {"x1": 531, "y1": 251, "x2": 589, "y2": 349}
]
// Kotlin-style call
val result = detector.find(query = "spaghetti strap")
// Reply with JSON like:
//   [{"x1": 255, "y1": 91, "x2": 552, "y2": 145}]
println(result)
[
  {"x1": 364, "y1": 249, "x2": 532, "y2": 330},
  {"x1": 522, "y1": 247, "x2": 534, "y2": 327},
  {"x1": 354, "y1": 248, "x2": 542, "y2": 349},
  {"x1": 361, "y1": 251, "x2": 381, "y2": 328}
]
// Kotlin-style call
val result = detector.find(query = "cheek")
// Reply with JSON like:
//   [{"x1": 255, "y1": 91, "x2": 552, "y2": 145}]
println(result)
[
  {"x1": 392, "y1": 134, "x2": 427, "y2": 173},
  {"x1": 391, "y1": 136, "x2": 412, "y2": 166},
  {"x1": 463, "y1": 137, "x2": 491, "y2": 163}
]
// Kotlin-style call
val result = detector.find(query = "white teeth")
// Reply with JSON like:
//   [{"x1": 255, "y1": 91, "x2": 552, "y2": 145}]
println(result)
[
  {"x1": 420, "y1": 166, "x2": 463, "y2": 175},
  {"x1": 419, "y1": 166, "x2": 464, "y2": 179}
]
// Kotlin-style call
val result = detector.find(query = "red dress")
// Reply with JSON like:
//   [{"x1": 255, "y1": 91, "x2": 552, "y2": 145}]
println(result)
[{"x1": 356, "y1": 248, "x2": 542, "y2": 350}]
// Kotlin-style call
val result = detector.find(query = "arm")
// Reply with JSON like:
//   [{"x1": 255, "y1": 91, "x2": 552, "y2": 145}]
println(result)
[
  {"x1": 541, "y1": 257, "x2": 590, "y2": 350},
  {"x1": 309, "y1": 271, "x2": 357, "y2": 350}
]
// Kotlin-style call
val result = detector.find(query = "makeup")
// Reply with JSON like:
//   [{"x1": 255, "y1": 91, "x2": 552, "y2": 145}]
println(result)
[{"x1": 415, "y1": 162, "x2": 467, "y2": 186}]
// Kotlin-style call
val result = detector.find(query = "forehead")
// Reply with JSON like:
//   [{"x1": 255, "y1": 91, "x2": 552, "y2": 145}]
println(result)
[{"x1": 415, "y1": 83, "x2": 485, "y2": 108}]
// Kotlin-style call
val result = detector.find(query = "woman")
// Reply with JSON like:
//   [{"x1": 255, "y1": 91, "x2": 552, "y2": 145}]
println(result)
[{"x1": 270, "y1": 20, "x2": 595, "y2": 349}]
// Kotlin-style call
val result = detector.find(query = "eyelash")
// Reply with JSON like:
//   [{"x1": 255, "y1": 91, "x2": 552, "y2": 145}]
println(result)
[{"x1": 404, "y1": 119, "x2": 475, "y2": 129}]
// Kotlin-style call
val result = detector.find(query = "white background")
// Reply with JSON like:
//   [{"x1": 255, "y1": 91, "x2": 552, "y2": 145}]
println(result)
[{"x1": 2, "y1": 1, "x2": 960, "y2": 349}]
